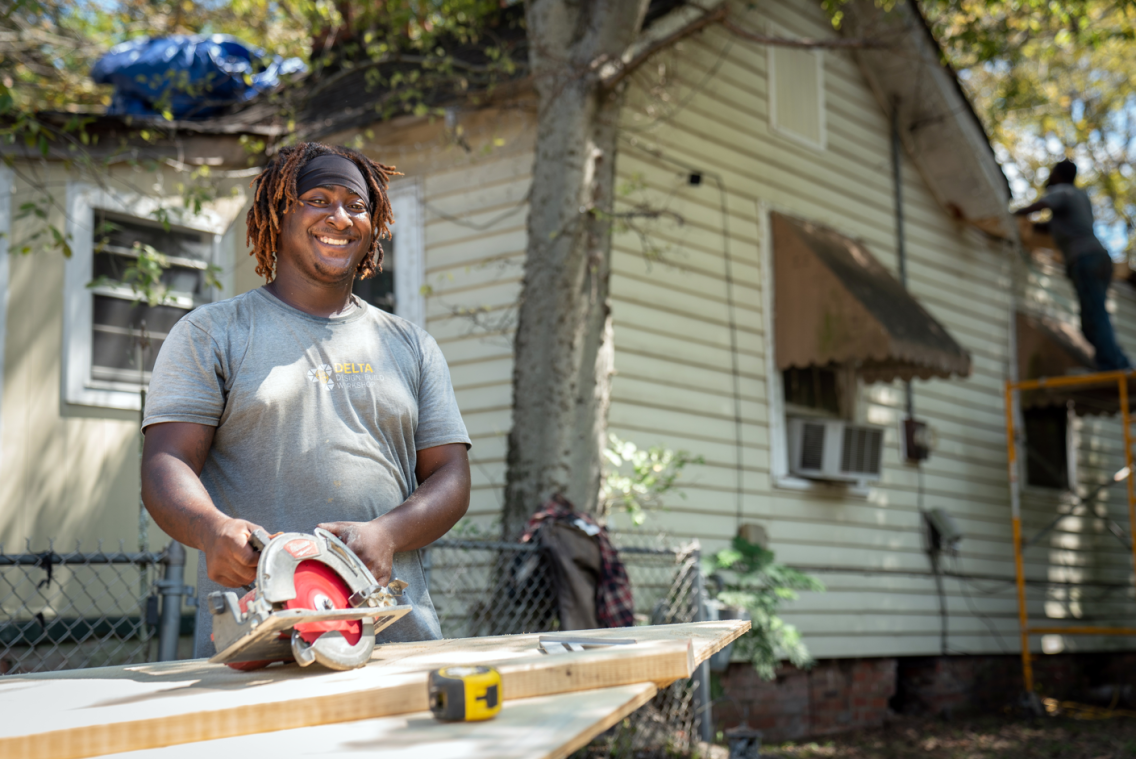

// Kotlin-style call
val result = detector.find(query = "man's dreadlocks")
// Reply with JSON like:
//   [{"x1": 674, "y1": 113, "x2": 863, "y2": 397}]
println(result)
[{"x1": 246, "y1": 143, "x2": 398, "y2": 282}]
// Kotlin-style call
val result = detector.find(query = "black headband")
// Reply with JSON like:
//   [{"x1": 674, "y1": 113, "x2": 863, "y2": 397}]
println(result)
[{"x1": 295, "y1": 154, "x2": 370, "y2": 207}]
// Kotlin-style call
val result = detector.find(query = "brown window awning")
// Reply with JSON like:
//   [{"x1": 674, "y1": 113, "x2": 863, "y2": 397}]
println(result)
[
  {"x1": 1014, "y1": 311, "x2": 1122, "y2": 415},
  {"x1": 772, "y1": 213, "x2": 972, "y2": 384}
]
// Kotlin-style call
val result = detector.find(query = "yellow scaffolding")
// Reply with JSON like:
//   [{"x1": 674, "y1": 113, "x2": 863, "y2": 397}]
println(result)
[{"x1": 1004, "y1": 370, "x2": 1136, "y2": 693}]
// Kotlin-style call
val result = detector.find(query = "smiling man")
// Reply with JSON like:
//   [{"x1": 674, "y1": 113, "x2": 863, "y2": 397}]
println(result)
[{"x1": 140, "y1": 143, "x2": 472, "y2": 655}]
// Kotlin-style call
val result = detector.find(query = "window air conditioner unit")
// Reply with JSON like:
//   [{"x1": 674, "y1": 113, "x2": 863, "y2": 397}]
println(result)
[{"x1": 787, "y1": 417, "x2": 884, "y2": 482}]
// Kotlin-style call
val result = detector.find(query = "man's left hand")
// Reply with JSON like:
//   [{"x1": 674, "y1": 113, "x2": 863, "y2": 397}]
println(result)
[{"x1": 317, "y1": 519, "x2": 398, "y2": 586}]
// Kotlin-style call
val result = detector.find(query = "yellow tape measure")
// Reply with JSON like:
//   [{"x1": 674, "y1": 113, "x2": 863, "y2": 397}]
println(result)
[{"x1": 428, "y1": 665, "x2": 503, "y2": 722}]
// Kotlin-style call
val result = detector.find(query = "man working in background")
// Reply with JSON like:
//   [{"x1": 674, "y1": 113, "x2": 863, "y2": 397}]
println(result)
[{"x1": 1014, "y1": 158, "x2": 1132, "y2": 371}]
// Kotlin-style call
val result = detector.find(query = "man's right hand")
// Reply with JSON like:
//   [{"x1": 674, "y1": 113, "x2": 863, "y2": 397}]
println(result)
[
  {"x1": 142, "y1": 422, "x2": 265, "y2": 589},
  {"x1": 200, "y1": 517, "x2": 264, "y2": 588}
]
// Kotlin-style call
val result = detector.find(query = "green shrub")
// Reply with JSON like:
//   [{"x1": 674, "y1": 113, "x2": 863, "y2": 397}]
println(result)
[{"x1": 707, "y1": 536, "x2": 824, "y2": 680}]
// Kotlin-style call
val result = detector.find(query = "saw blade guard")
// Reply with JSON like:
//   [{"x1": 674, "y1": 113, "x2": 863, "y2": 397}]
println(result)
[{"x1": 255, "y1": 528, "x2": 380, "y2": 605}]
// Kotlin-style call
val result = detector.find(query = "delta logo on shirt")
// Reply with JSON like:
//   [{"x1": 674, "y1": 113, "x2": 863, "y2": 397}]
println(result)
[{"x1": 307, "y1": 360, "x2": 382, "y2": 391}]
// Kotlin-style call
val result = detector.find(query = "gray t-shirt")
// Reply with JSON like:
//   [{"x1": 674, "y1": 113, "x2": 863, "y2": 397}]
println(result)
[
  {"x1": 142, "y1": 287, "x2": 471, "y2": 655},
  {"x1": 1042, "y1": 183, "x2": 1107, "y2": 261}
]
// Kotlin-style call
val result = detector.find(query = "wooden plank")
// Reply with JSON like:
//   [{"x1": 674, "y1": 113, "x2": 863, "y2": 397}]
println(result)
[
  {"x1": 95, "y1": 683, "x2": 658, "y2": 759},
  {"x1": 0, "y1": 621, "x2": 747, "y2": 759}
]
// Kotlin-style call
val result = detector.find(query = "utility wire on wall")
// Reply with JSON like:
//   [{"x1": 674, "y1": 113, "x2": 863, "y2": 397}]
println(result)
[{"x1": 619, "y1": 137, "x2": 746, "y2": 531}]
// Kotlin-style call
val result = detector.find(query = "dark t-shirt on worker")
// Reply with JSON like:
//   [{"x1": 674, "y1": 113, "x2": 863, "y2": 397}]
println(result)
[
  {"x1": 142, "y1": 287, "x2": 471, "y2": 656},
  {"x1": 1042, "y1": 183, "x2": 1108, "y2": 262}
]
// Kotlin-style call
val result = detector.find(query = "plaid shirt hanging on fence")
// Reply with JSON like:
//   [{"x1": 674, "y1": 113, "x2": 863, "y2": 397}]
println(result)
[{"x1": 520, "y1": 495, "x2": 635, "y2": 628}]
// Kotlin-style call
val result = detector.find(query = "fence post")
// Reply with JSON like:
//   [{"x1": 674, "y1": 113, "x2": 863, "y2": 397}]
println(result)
[
  {"x1": 156, "y1": 542, "x2": 187, "y2": 662},
  {"x1": 691, "y1": 541, "x2": 713, "y2": 744}
]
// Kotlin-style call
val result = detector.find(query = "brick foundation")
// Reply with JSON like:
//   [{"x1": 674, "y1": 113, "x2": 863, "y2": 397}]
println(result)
[
  {"x1": 715, "y1": 658, "x2": 896, "y2": 743},
  {"x1": 891, "y1": 652, "x2": 1136, "y2": 717},
  {"x1": 715, "y1": 651, "x2": 1136, "y2": 743}
]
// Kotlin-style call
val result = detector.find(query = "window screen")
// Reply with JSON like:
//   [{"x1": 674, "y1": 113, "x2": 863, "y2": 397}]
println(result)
[
  {"x1": 783, "y1": 365, "x2": 842, "y2": 416},
  {"x1": 1024, "y1": 405, "x2": 1070, "y2": 490},
  {"x1": 90, "y1": 211, "x2": 209, "y2": 386},
  {"x1": 352, "y1": 233, "x2": 396, "y2": 312}
]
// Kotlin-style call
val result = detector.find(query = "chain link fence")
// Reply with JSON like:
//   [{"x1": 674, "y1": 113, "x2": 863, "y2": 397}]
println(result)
[
  {"x1": 424, "y1": 537, "x2": 707, "y2": 758},
  {"x1": 0, "y1": 542, "x2": 189, "y2": 675},
  {"x1": 2, "y1": 536, "x2": 709, "y2": 756}
]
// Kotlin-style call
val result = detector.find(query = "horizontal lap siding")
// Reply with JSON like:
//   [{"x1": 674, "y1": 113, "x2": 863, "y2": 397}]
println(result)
[
  {"x1": 423, "y1": 149, "x2": 531, "y2": 526},
  {"x1": 607, "y1": 0, "x2": 1136, "y2": 660},
  {"x1": 415, "y1": 0, "x2": 1136, "y2": 659}
]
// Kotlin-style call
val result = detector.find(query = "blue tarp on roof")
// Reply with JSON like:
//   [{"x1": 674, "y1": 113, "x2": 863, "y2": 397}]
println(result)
[{"x1": 91, "y1": 35, "x2": 306, "y2": 119}]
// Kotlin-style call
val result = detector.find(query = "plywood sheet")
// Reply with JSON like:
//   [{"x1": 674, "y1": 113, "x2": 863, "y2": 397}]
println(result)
[
  {"x1": 0, "y1": 621, "x2": 747, "y2": 759},
  {"x1": 98, "y1": 683, "x2": 657, "y2": 759}
]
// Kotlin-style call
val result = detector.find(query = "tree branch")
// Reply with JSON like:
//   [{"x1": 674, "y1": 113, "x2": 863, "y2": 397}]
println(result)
[
  {"x1": 721, "y1": 17, "x2": 888, "y2": 50},
  {"x1": 601, "y1": 4, "x2": 887, "y2": 91},
  {"x1": 602, "y1": 4, "x2": 727, "y2": 90}
]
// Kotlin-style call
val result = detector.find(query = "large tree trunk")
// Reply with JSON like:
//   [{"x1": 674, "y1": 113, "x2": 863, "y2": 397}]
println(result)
[{"x1": 503, "y1": 0, "x2": 650, "y2": 540}]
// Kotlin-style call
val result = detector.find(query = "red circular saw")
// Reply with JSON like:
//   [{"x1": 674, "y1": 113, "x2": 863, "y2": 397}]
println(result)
[{"x1": 208, "y1": 528, "x2": 411, "y2": 671}]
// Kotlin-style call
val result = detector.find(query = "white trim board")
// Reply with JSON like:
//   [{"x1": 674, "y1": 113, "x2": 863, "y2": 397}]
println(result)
[
  {"x1": 0, "y1": 166, "x2": 11, "y2": 459},
  {"x1": 389, "y1": 180, "x2": 426, "y2": 329}
]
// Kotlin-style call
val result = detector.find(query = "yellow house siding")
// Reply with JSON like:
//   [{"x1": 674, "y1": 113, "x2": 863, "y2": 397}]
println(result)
[
  {"x1": 2, "y1": 165, "x2": 136, "y2": 550},
  {"x1": 0, "y1": 163, "x2": 255, "y2": 607},
  {"x1": 417, "y1": 130, "x2": 534, "y2": 523}
]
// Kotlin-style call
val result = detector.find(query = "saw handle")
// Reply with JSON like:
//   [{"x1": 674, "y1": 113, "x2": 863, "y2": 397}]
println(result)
[
  {"x1": 249, "y1": 528, "x2": 273, "y2": 552},
  {"x1": 239, "y1": 529, "x2": 276, "y2": 594}
]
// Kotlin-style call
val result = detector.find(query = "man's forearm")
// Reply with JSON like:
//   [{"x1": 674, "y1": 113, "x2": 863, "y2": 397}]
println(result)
[
  {"x1": 374, "y1": 455, "x2": 470, "y2": 553},
  {"x1": 318, "y1": 443, "x2": 471, "y2": 584},
  {"x1": 1014, "y1": 199, "x2": 1049, "y2": 216},
  {"x1": 141, "y1": 454, "x2": 228, "y2": 552},
  {"x1": 141, "y1": 421, "x2": 261, "y2": 587}
]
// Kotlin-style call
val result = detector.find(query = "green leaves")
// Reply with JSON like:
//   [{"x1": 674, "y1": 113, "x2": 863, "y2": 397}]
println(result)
[
  {"x1": 708, "y1": 535, "x2": 824, "y2": 680},
  {"x1": 86, "y1": 242, "x2": 174, "y2": 307},
  {"x1": 923, "y1": 0, "x2": 1136, "y2": 257},
  {"x1": 601, "y1": 433, "x2": 703, "y2": 525}
]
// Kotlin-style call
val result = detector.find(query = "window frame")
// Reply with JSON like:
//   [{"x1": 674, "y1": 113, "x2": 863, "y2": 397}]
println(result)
[
  {"x1": 759, "y1": 201, "x2": 870, "y2": 495},
  {"x1": 64, "y1": 182, "x2": 230, "y2": 410},
  {"x1": 388, "y1": 179, "x2": 426, "y2": 328},
  {"x1": 767, "y1": 23, "x2": 828, "y2": 152},
  {"x1": 1021, "y1": 403, "x2": 1077, "y2": 493},
  {"x1": 0, "y1": 165, "x2": 10, "y2": 444},
  {"x1": 781, "y1": 363, "x2": 856, "y2": 421}
]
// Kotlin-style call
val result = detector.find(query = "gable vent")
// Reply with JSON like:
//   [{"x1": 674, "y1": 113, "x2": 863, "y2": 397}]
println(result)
[{"x1": 768, "y1": 27, "x2": 826, "y2": 149}]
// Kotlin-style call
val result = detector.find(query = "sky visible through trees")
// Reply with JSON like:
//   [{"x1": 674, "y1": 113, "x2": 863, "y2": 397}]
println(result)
[
  {"x1": 8, "y1": 1, "x2": 1136, "y2": 261},
  {"x1": 923, "y1": 0, "x2": 1136, "y2": 260}
]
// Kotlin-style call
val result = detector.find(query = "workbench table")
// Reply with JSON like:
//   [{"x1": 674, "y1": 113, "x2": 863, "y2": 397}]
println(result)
[
  {"x1": 101, "y1": 683, "x2": 658, "y2": 759},
  {"x1": 0, "y1": 620, "x2": 749, "y2": 759}
]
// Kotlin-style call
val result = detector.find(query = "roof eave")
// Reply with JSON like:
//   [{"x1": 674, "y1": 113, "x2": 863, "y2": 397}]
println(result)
[{"x1": 839, "y1": 0, "x2": 1017, "y2": 241}]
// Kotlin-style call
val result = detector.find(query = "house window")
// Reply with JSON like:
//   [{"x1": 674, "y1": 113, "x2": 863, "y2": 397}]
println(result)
[
  {"x1": 782, "y1": 364, "x2": 845, "y2": 417},
  {"x1": 89, "y1": 211, "x2": 212, "y2": 386},
  {"x1": 353, "y1": 181, "x2": 425, "y2": 326},
  {"x1": 352, "y1": 250, "x2": 396, "y2": 312},
  {"x1": 763, "y1": 210, "x2": 970, "y2": 490},
  {"x1": 64, "y1": 183, "x2": 228, "y2": 410},
  {"x1": 1023, "y1": 405, "x2": 1072, "y2": 490},
  {"x1": 768, "y1": 28, "x2": 826, "y2": 149}
]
